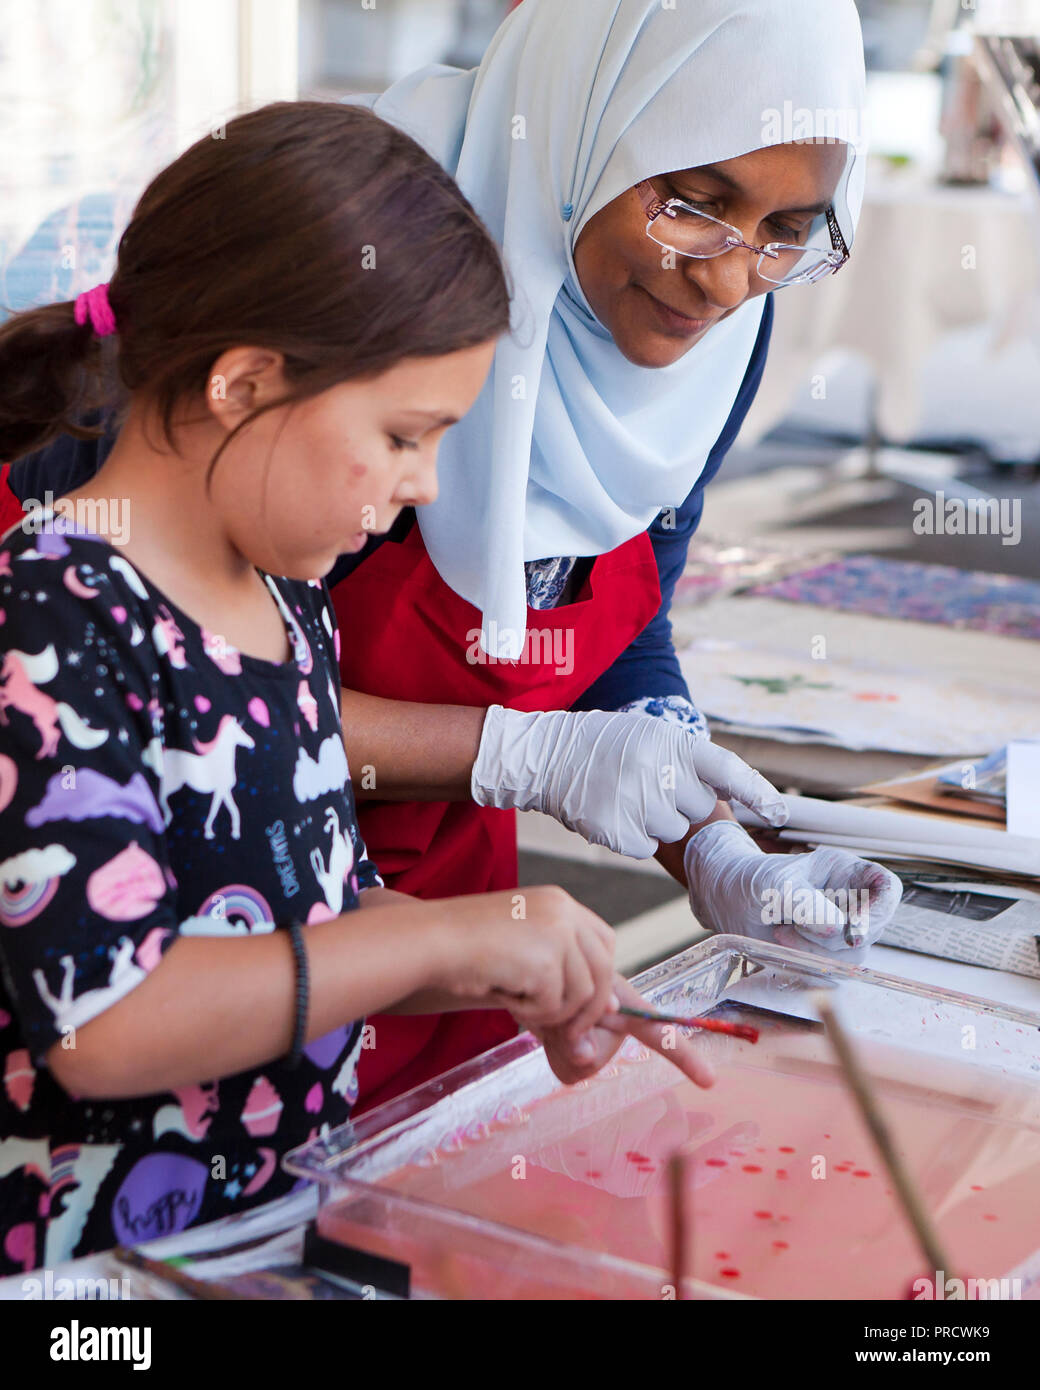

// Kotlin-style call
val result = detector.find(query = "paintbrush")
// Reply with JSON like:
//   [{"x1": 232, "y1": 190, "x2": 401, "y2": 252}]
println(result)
[
  {"x1": 113, "y1": 1245, "x2": 261, "y2": 1301},
  {"x1": 618, "y1": 1005, "x2": 759, "y2": 1043},
  {"x1": 811, "y1": 993, "x2": 958, "y2": 1283}
]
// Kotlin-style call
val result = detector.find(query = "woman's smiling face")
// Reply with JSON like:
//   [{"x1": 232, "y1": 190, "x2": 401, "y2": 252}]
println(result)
[{"x1": 573, "y1": 141, "x2": 849, "y2": 368}]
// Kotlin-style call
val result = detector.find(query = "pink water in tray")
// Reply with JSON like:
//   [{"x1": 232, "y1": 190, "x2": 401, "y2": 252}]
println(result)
[{"x1": 319, "y1": 1020, "x2": 1040, "y2": 1299}]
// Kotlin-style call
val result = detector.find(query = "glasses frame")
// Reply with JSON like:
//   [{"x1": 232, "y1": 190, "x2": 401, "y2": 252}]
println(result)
[{"x1": 635, "y1": 179, "x2": 849, "y2": 287}]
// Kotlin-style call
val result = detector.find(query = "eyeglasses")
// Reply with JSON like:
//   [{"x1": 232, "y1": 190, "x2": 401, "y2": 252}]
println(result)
[{"x1": 635, "y1": 179, "x2": 849, "y2": 288}]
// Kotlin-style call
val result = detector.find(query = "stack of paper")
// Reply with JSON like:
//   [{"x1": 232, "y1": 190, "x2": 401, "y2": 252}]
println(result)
[{"x1": 737, "y1": 794, "x2": 1040, "y2": 879}]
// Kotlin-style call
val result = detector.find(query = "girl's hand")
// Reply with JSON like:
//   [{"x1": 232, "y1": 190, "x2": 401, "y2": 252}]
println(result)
[
  {"x1": 534, "y1": 974, "x2": 716, "y2": 1090},
  {"x1": 431, "y1": 885, "x2": 618, "y2": 1037}
]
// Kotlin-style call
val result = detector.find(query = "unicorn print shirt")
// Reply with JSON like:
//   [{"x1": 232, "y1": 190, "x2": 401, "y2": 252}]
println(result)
[{"x1": 0, "y1": 513, "x2": 382, "y2": 1272}]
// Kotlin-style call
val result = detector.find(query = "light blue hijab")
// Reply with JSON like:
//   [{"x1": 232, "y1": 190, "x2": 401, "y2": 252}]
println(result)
[
  {"x1": 353, "y1": 0, "x2": 867, "y2": 656},
  {"x1": 0, "y1": 3, "x2": 867, "y2": 654}
]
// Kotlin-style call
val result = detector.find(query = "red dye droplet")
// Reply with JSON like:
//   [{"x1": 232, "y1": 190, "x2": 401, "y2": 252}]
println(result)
[
  {"x1": 637, "y1": 1165, "x2": 655, "y2": 1174},
  {"x1": 705, "y1": 1158, "x2": 727, "y2": 1167},
  {"x1": 776, "y1": 1169, "x2": 788, "y2": 1179},
  {"x1": 772, "y1": 1240, "x2": 789, "y2": 1251},
  {"x1": 754, "y1": 1210, "x2": 772, "y2": 1219},
  {"x1": 983, "y1": 1214, "x2": 998, "y2": 1222},
  {"x1": 715, "y1": 1251, "x2": 729, "y2": 1260},
  {"x1": 823, "y1": 1133, "x2": 831, "y2": 1139},
  {"x1": 779, "y1": 1215, "x2": 790, "y2": 1222},
  {"x1": 853, "y1": 1170, "x2": 871, "y2": 1178},
  {"x1": 625, "y1": 1151, "x2": 650, "y2": 1164},
  {"x1": 729, "y1": 1150, "x2": 746, "y2": 1157},
  {"x1": 720, "y1": 1268, "x2": 741, "y2": 1279},
  {"x1": 755, "y1": 1147, "x2": 767, "y2": 1154},
  {"x1": 835, "y1": 1164, "x2": 851, "y2": 1173},
  {"x1": 971, "y1": 1185, "x2": 983, "y2": 1192},
  {"x1": 742, "y1": 1164, "x2": 762, "y2": 1173},
  {"x1": 778, "y1": 1146, "x2": 795, "y2": 1154},
  {"x1": 585, "y1": 1170, "x2": 601, "y2": 1179}
]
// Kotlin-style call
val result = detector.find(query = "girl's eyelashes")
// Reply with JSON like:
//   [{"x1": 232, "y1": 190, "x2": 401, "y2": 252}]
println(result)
[{"x1": 388, "y1": 434, "x2": 420, "y2": 451}]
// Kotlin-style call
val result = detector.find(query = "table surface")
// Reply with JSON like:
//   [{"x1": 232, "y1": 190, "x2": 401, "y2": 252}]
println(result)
[{"x1": 710, "y1": 730, "x2": 936, "y2": 798}]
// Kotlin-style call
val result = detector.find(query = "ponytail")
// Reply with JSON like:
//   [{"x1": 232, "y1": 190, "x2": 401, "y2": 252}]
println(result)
[{"x1": 0, "y1": 298, "x2": 120, "y2": 462}]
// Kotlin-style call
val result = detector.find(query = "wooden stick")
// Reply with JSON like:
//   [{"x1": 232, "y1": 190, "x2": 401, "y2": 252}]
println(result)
[
  {"x1": 812, "y1": 992, "x2": 957, "y2": 1281},
  {"x1": 668, "y1": 1151, "x2": 690, "y2": 1301}
]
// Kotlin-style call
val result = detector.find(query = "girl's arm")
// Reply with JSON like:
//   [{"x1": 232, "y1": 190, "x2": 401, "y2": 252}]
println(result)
[
  {"x1": 46, "y1": 884, "x2": 616, "y2": 1100},
  {"x1": 47, "y1": 898, "x2": 451, "y2": 1098}
]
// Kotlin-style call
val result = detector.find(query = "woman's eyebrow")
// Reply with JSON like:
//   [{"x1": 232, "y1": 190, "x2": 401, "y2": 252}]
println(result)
[
  {"x1": 396, "y1": 410, "x2": 460, "y2": 426},
  {"x1": 674, "y1": 163, "x2": 830, "y2": 216}
]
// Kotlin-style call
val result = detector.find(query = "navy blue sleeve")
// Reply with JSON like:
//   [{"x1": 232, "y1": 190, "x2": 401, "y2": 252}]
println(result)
[
  {"x1": 7, "y1": 410, "x2": 117, "y2": 504},
  {"x1": 571, "y1": 292, "x2": 774, "y2": 713}
]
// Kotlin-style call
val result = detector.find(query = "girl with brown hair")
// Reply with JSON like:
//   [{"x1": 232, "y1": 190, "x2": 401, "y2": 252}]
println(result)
[{"x1": 0, "y1": 101, "x2": 712, "y2": 1269}]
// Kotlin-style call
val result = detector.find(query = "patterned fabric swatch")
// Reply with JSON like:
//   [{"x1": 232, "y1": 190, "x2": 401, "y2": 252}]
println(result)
[{"x1": 752, "y1": 556, "x2": 1040, "y2": 641}]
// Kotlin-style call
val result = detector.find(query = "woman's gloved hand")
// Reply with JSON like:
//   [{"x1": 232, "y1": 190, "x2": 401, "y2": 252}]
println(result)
[
  {"x1": 683, "y1": 819, "x2": 902, "y2": 951},
  {"x1": 471, "y1": 705, "x2": 787, "y2": 858}
]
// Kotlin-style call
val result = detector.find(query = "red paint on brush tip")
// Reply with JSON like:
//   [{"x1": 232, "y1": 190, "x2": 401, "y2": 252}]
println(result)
[
  {"x1": 619, "y1": 1007, "x2": 757, "y2": 1040},
  {"x1": 678, "y1": 1016, "x2": 759, "y2": 1042}
]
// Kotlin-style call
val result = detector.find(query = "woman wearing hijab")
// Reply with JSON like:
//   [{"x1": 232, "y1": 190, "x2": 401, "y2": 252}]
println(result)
[{"x1": 1, "y1": 0, "x2": 901, "y2": 1112}]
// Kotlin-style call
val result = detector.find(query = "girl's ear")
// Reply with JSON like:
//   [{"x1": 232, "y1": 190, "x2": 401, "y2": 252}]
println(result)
[{"x1": 204, "y1": 347, "x2": 287, "y2": 428}]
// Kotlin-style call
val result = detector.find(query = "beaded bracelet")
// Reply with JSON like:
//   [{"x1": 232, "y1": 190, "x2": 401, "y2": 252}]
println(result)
[{"x1": 280, "y1": 920, "x2": 309, "y2": 1069}]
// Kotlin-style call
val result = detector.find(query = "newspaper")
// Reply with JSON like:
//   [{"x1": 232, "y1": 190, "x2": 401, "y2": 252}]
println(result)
[{"x1": 880, "y1": 882, "x2": 1040, "y2": 979}]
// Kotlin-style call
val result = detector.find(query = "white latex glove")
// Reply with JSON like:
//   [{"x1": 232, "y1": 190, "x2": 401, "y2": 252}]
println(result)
[
  {"x1": 684, "y1": 819, "x2": 902, "y2": 952},
  {"x1": 471, "y1": 705, "x2": 787, "y2": 858}
]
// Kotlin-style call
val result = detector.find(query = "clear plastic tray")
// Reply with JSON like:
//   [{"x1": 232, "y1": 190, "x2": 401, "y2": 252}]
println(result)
[{"x1": 285, "y1": 936, "x2": 1040, "y2": 1300}]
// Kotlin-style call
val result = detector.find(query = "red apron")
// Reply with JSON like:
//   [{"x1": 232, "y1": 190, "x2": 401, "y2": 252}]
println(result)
[
  {"x1": 0, "y1": 465, "x2": 25, "y2": 537},
  {"x1": 332, "y1": 518, "x2": 662, "y2": 1114}
]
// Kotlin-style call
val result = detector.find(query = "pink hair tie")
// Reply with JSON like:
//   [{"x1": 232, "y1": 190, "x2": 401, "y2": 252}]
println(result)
[{"x1": 73, "y1": 282, "x2": 117, "y2": 337}]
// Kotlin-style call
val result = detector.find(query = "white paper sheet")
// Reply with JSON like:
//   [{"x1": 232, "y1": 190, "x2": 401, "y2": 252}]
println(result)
[{"x1": 1007, "y1": 741, "x2": 1040, "y2": 840}]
